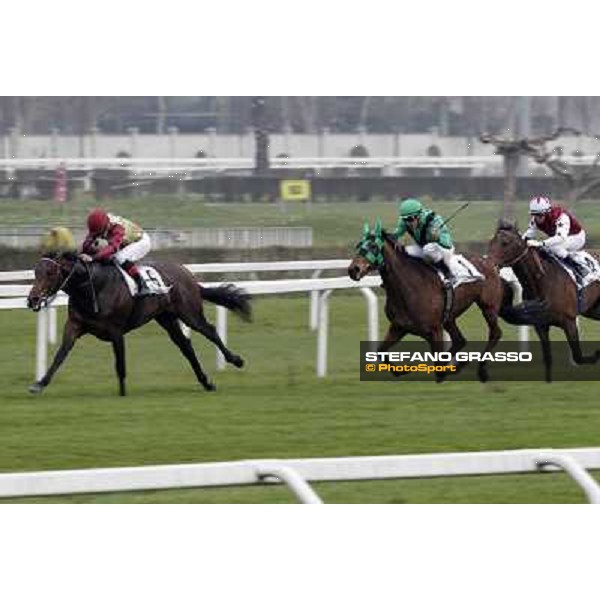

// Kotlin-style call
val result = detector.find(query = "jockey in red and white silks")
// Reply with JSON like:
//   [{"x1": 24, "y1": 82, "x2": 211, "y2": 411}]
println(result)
[{"x1": 522, "y1": 196, "x2": 586, "y2": 259}]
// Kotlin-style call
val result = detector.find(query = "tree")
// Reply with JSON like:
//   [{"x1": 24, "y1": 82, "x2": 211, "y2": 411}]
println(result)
[
  {"x1": 251, "y1": 96, "x2": 269, "y2": 174},
  {"x1": 519, "y1": 128, "x2": 600, "y2": 202}
]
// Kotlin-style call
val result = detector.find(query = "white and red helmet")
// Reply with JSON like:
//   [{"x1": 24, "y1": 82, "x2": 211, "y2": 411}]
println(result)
[{"x1": 529, "y1": 196, "x2": 552, "y2": 215}]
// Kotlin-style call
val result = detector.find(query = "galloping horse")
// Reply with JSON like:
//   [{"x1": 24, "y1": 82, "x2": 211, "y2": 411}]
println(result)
[
  {"x1": 488, "y1": 220, "x2": 600, "y2": 381},
  {"x1": 348, "y1": 220, "x2": 543, "y2": 382},
  {"x1": 27, "y1": 252, "x2": 251, "y2": 395}
]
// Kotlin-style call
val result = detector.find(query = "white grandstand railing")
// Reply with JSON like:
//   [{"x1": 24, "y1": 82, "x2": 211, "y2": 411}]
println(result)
[
  {"x1": 1, "y1": 155, "x2": 598, "y2": 168},
  {"x1": 0, "y1": 156, "x2": 500, "y2": 170},
  {"x1": 0, "y1": 447, "x2": 598, "y2": 503},
  {"x1": 1, "y1": 155, "x2": 598, "y2": 173}
]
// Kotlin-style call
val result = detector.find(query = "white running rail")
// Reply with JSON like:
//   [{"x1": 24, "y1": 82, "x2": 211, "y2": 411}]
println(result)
[{"x1": 0, "y1": 447, "x2": 597, "y2": 503}]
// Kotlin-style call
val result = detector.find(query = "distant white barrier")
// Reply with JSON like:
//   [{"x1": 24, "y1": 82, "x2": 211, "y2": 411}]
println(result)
[{"x1": 0, "y1": 447, "x2": 597, "y2": 503}]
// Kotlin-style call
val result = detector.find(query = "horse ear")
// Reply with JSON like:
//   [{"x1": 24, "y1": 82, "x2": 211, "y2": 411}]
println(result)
[
  {"x1": 374, "y1": 218, "x2": 382, "y2": 237},
  {"x1": 362, "y1": 221, "x2": 370, "y2": 237},
  {"x1": 497, "y1": 218, "x2": 517, "y2": 231}
]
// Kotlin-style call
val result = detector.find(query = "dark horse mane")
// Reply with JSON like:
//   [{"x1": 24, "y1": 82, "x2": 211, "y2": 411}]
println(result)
[
  {"x1": 43, "y1": 250, "x2": 79, "y2": 261},
  {"x1": 497, "y1": 219, "x2": 520, "y2": 233}
]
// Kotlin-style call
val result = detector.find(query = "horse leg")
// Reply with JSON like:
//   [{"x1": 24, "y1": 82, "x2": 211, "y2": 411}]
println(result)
[
  {"x1": 29, "y1": 319, "x2": 83, "y2": 394},
  {"x1": 475, "y1": 302, "x2": 503, "y2": 383},
  {"x1": 534, "y1": 324, "x2": 553, "y2": 383},
  {"x1": 427, "y1": 327, "x2": 448, "y2": 383},
  {"x1": 111, "y1": 335, "x2": 127, "y2": 397},
  {"x1": 377, "y1": 323, "x2": 408, "y2": 352},
  {"x1": 561, "y1": 319, "x2": 600, "y2": 365},
  {"x1": 179, "y1": 311, "x2": 244, "y2": 369},
  {"x1": 438, "y1": 319, "x2": 467, "y2": 381},
  {"x1": 155, "y1": 314, "x2": 216, "y2": 391}
]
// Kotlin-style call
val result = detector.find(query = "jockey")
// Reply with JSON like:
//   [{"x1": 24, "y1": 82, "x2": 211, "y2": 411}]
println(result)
[
  {"x1": 394, "y1": 197, "x2": 456, "y2": 281},
  {"x1": 523, "y1": 196, "x2": 586, "y2": 280},
  {"x1": 81, "y1": 209, "x2": 156, "y2": 296}
]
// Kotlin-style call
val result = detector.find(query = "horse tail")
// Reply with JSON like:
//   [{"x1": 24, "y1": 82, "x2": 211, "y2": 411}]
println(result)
[
  {"x1": 498, "y1": 279, "x2": 548, "y2": 325},
  {"x1": 200, "y1": 284, "x2": 252, "y2": 322}
]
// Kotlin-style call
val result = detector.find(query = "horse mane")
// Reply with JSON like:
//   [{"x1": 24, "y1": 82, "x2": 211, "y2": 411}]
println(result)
[
  {"x1": 497, "y1": 219, "x2": 519, "y2": 233},
  {"x1": 42, "y1": 250, "x2": 79, "y2": 262}
]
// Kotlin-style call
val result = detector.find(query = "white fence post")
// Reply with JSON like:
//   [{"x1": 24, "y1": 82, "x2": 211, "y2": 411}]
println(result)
[
  {"x1": 309, "y1": 269, "x2": 322, "y2": 330},
  {"x1": 36, "y1": 309, "x2": 48, "y2": 381},
  {"x1": 48, "y1": 306, "x2": 57, "y2": 345},
  {"x1": 359, "y1": 288, "x2": 379, "y2": 341},
  {"x1": 179, "y1": 320, "x2": 191, "y2": 339},
  {"x1": 256, "y1": 465, "x2": 323, "y2": 504},
  {"x1": 216, "y1": 305, "x2": 228, "y2": 370},
  {"x1": 317, "y1": 290, "x2": 332, "y2": 377}
]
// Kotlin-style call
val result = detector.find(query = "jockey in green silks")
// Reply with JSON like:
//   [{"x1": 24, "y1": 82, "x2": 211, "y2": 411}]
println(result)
[{"x1": 394, "y1": 198, "x2": 456, "y2": 280}]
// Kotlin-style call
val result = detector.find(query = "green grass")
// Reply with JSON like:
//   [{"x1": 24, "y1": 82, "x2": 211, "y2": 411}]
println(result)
[
  {"x1": 1, "y1": 294, "x2": 600, "y2": 503},
  {"x1": 2, "y1": 196, "x2": 600, "y2": 248}
]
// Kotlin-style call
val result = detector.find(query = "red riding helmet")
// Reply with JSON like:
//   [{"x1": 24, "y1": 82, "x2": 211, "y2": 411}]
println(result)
[{"x1": 87, "y1": 209, "x2": 110, "y2": 235}]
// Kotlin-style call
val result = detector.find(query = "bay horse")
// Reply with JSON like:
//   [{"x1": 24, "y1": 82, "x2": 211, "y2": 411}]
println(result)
[
  {"x1": 488, "y1": 220, "x2": 600, "y2": 381},
  {"x1": 348, "y1": 220, "x2": 544, "y2": 382},
  {"x1": 26, "y1": 252, "x2": 251, "y2": 396}
]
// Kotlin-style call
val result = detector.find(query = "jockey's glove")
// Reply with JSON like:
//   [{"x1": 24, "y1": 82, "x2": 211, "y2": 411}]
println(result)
[{"x1": 526, "y1": 239, "x2": 543, "y2": 248}]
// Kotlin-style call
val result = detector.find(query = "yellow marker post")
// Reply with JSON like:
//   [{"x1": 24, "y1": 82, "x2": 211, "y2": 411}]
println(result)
[{"x1": 280, "y1": 180, "x2": 312, "y2": 202}]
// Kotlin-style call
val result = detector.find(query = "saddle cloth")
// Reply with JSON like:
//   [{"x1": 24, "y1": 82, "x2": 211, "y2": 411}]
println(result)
[
  {"x1": 437, "y1": 254, "x2": 484, "y2": 289},
  {"x1": 557, "y1": 250, "x2": 600, "y2": 289},
  {"x1": 117, "y1": 265, "x2": 171, "y2": 297}
]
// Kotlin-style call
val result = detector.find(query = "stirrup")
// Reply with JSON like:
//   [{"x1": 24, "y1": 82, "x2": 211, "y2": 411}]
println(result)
[{"x1": 136, "y1": 282, "x2": 158, "y2": 297}]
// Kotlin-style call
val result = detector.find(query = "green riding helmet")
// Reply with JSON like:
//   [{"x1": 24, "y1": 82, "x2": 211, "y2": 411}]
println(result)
[{"x1": 399, "y1": 198, "x2": 423, "y2": 218}]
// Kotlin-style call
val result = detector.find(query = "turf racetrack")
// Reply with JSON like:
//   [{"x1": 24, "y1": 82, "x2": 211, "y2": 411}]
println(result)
[{"x1": 1, "y1": 294, "x2": 600, "y2": 503}]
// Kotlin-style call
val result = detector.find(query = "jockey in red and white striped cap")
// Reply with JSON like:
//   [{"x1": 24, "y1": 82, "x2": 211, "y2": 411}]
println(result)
[{"x1": 523, "y1": 196, "x2": 587, "y2": 278}]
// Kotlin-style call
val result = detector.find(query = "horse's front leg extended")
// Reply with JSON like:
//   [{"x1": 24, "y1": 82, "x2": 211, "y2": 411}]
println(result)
[{"x1": 29, "y1": 319, "x2": 83, "y2": 393}]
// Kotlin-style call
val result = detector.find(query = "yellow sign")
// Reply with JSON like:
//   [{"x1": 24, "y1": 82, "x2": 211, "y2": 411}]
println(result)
[{"x1": 280, "y1": 180, "x2": 311, "y2": 201}]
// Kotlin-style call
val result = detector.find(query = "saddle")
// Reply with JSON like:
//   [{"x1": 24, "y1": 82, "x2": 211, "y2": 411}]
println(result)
[
  {"x1": 116, "y1": 264, "x2": 171, "y2": 297},
  {"x1": 544, "y1": 250, "x2": 600, "y2": 290}
]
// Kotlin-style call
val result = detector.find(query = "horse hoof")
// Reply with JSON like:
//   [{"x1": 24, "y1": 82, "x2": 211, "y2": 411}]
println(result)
[
  {"x1": 29, "y1": 382, "x2": 44, "y2": 394},
  {"x1": 230, "y1": 355, "x2": 244, "y2": 368},
  {"x1": 204, "y1": 382, "x2": 217, "y2": 392}
]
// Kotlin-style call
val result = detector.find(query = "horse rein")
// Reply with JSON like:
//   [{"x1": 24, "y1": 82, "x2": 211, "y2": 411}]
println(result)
[
  {"x1": 39, "y1": 256, "x2": 99, "y2": 312},
  {"x1": 37, "y1": 257, "x2": 78, "y2": 308},
  {"x1": 500, "y1": 243, "x2": 545, "y2": 278}
]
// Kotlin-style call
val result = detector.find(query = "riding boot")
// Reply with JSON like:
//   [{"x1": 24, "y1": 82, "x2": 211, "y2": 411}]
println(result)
[
  {"x1": 562, "y1": 255, "x2": 586, "y2": 285},
  {"x1": 134, "y1": 273, "x2": 156, "y2": 297},
  {"x1": 123, "y1": 260, "x2": 156, "y2": 297}
]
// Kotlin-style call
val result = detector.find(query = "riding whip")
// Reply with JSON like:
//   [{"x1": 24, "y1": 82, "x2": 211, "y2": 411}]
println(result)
[{"x1": 439, "y1": 201, "x2": 471, "y2": 228}]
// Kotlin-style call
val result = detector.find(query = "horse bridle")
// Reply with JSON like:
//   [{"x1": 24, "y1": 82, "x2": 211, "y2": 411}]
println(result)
[
  {"x1": 35, "y1": 257, "x2": 78, "y2": 309},
  {"x1": 501, "y1": 244, "x2": 529, "y2": 268},
  {"x1": 498, "y1": 235, "x2": 546, "y2": 277}
]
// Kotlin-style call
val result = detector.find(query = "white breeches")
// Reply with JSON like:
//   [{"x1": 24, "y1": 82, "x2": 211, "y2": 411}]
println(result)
[
  {"x1": 406, "y1": 243, "x2": 455, "y2": 266},
  {"x1": 544, "y1": 230, "x2": 585, "y2": 259},
  {"x1": 115, "y1": 233, "x2": 151, "y2": 264}
]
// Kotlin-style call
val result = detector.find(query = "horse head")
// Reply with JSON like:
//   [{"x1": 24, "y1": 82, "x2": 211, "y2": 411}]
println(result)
[
  {"x1": 348, "y1": 218, "x2": 387, "y2": 281},
  {"x1": 27, "y1": 251, "x2": 79, "y2": 312},
  {"x1": 488, "y1": 219, "x2": 527, "y2": 268}
]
